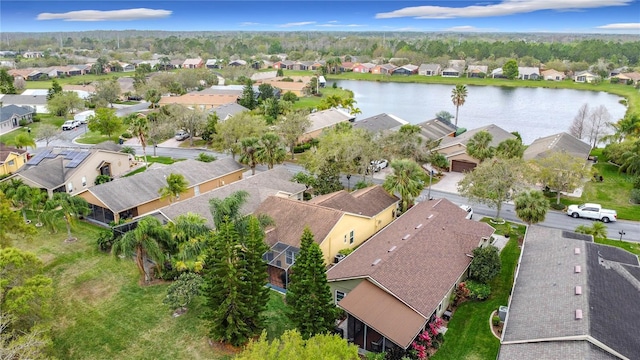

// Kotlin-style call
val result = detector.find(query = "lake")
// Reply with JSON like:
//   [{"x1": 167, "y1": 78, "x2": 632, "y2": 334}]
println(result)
[{"x1": 334, "y1": 80, "x2": 627, "y2": 144}]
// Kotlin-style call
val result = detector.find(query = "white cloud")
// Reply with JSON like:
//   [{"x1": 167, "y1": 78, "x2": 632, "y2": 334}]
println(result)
[
  {"x1": 596, "y1": 22, "x2": 640, "y2": 29},
  {"x1": 445, "y1": 26, "x2": 480, "y2": 31},
  {"x1": 375, "y1": 0, "x2": 631, "y2": 19},
  {"x1": 37, "y1": 8, "x2": 171, "y2": 22},
  {"x1": 278, "y1": 21, "x2": 316, "y2": 28},
  {"x1": 240, "y1": 22, "x2": 261, "y2": 27},
  {"x1": 317, "y1": 23, "x2": 366, "y2": 28}
]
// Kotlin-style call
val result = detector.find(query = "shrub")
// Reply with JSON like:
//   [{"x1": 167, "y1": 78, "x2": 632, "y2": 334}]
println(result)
[
  {"x1": 633, "y1": 176, "x2": 640, "y2": 189},
  {"x1": 281, "y1": 77, "x2": 294, "y2": 82},
  {"x1": 120, "y1": 146, "x2": 136, "y2": 155},
  {"x1": 31, "y1": 114, "x2": 41, "y2": 122},
  {"x1": 465, "y1": 280, "x2": 491, "y2": 300},
  {"x1": 631, "y1": 189, "x2": 640, "y2": 204},
  {"x1": 492, "y1": 315, "x2": 501, "y2": 326},
  {"x1": 338, "y1": 248, "x2": 354, "y2": 256},
  {"x1": 19, "y1": 119, "x2": 28, "y2": 126},
  {"x1": 282, "y1": 91, "x2": 298, "y2": 102},
  {"x1": 121, "y1": 132, "x2": 133, "y2": 139},
  {"x1": 95, "y1": 174, "x2": 111, "y2": 185},
  {"x1": 550, "y1": 202, "x2": 566, "y2": 210},
  {"x1": 469, "y1": 246, "x2": 501, "y2": 284},
  {"x1": 96, "y1": 230, "x2": 116, "y2": 252},
  {"x1": 195, "y1": 152, "x2": 216, "y2": 162},
  {"x1": 332, "y1": 82, "x2": 337, "y2": 89}
]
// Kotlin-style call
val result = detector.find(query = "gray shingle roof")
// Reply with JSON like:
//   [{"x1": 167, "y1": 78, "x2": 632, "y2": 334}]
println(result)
[
  {"x1": 352, "y1": 113, "x2": 408, "y2": 133},
  {"x1": 308, "y1": 185, "x2": 399, "y2": 217},
  {"x1": 307, "y1": 108, "x2": 355, "y2": 133},
  {"x1": 208, "y1": 102, "x2": 248, "y2": 120},
  {"x1": 0, "y1": 104, "x2": 34, "y2": 122},
  {"x1": 500, "y1": 226, "x2": 640, "y2": 360},
  {"x1": 523, "y1": 132, "x2": 592, "y2": 161},
  {"x1": 438, "y1": 124, "x2": 515, "y2": 148},
  {"x1": 0, "y1": 95, "x2": 47, "y2": 106},
  {"x1": 88, "y1": 158, "x2": 243, "y2": 213},
  {"x1": 16, "y1": 156, "x2": 66, "y2": 189},
  {"x1": 159, "y1": 166, "x2": 305, "y2": 228},
  {"x1": 416, "y1": 118, "x2": 457, "y2": 141}
]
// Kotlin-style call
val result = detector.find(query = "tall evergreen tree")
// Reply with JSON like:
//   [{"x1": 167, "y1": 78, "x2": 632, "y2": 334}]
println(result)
[
  {"x1": 238, "y1": 79, "x2": 257, "y2": 110},
  {"x1": 286, "y1": 227, "x2": 336, "y2": 339},
  {"x1": 243, "y1": 216, "x2": 270, "y2": 333},
  {"x1": 202, "y1": 218, "x2": 253, "y2": 346}
]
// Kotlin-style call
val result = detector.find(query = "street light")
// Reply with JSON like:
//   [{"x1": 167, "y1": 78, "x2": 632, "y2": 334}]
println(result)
[{"x1": 619, "y1": 230, "x2": 626, "y2": 241}]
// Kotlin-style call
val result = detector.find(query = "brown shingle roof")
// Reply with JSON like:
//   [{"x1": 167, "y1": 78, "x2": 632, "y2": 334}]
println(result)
[
  {"x1": 328, "y1": 198, "x2": 494, "y2": 318},
  {"x1": 523, "y1": 132, "x2": 591, "y2": 161},
  {"x1": 255, "y1": 196, "x2": 344, "y2": 248},
  {"x1": 0, "y1": 144, "x2": 26, "y2": 164},
  {"x1": 308, "y1": 185, "x2": 398, "y2": 217}
]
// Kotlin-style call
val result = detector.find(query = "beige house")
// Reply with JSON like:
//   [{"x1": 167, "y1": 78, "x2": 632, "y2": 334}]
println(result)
[
  {"x1": 299, "y1": 108, "x2": 355, "y2": 142},
  {"x1": 574, "y1": 71, "x2": 599, "y2": 83},
  {"x1": 327, "y1": 199, "x2": 494, "y2": 353},
  {"x1": 158, "y1": 93, "x2": 240, "y2": 109},
  {"x1": 434, "y1": 124, "x2": 516, "y2": 172},
  {"x1": 255, "y1": 185, "x2": 399, "y2": 289},
  {"x1": 541, "y1": 69, "x2": 566, "y2": 81},
  {"x1": 77, "y1": 158, "x2": 244, "y2": 225},
  {"x1": 2, "y1": 145, "x2": 132, "y2": 198}
]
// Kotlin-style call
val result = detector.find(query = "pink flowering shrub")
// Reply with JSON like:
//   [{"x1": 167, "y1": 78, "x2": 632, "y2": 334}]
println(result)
[{"x1": 410, "y1": 317, "x2": 445, "y2": 360}]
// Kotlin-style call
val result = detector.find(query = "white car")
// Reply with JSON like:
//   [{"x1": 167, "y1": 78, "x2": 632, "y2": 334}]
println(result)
[
  {"x1": 567, "y1": 203, "x2": 617, "y2": 223},
  {"x1": 460, "y1": 205, "x2": 473, "y2": 219},
  {"x1": 61, "y1": 120, "x2": 78, "y2": 131},
  {"x1": 175, "y1": 130, "x2": 190, "y2": 141},
  {"x1": 370, "y1": 159, "x2": 389, "y2": 172}
]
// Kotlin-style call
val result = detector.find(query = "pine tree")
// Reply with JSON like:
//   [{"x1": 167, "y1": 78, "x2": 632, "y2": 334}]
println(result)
[
  {"x1": 202, "y1": 218, "x2": 253, "y2": 346},
  {"x1": 286, "y1": 227, "x2": 336, "y2": 339},
  {"x1": 242, "y1": 216, "x2": 270, "y2": 333}
]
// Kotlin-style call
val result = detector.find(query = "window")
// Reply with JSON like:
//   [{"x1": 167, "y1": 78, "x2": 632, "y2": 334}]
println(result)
[
  {"x1": 349, "y1": 230, "x2": 354, "y2": 244},
  {"x1": 82, "y1": 177, "x2": 87, "y2": 187},
  {"x1": 336, "y1": 291, "x2": 346, "y2": 303},
  {"x1": 285, "y1": 250, "x2": 295, "y2": 265},
  {"x1": 344, "y1": 234, "x2": 347, "y2": 243},
  {"x1": 8, "y1": 160, "x2": 15, "y2": 166}
]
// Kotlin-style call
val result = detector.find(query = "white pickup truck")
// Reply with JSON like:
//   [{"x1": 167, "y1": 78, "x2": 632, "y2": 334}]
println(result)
[{"x1": 567, "y1": 203, "x2": 617, "y2": 223}]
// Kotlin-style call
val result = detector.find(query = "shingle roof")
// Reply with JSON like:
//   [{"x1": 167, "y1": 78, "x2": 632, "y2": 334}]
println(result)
[
  {"x1": 523, "y1": 132, "x2": 592, "y2": 161},
  {"x1": 16, "y1": 156, "x2": 66, "y2": 189},
  {"x1": 254, "y1": 196, "x2": 345, "y2": 248},
  {"x1": 307, "y1": 108, "x2": 355, "y2": 133},
  {"x1": 352, "y1": 113, "x2": 408, "y2": 133},
  {"x1": 308, "y1": 185, "x2": 398, "y2": 217},
  {"x1": 0, "y1": 95, "x2": 47, "y2": 106},
  {"x1": 159, "y1": 166, "x2": 305, "y2": 228},
  {"x1": 499, "y1": 226, "x2": 640, "y2": 360},
  {"x1": 0, "y1": 104, "x2": 34, "y2": 122},
  {"x1": 208, "y1": 102, "x2": 249, "y2": 120},
  {"x1": 328, "y1": 199, "x2": 494, "y2": 317},
  {"x1": 438, "y1": 124, "x2": 515, "y2": 149},
  {"x1": 88, "y1": 158, "x2": 244, "y2": 213},
  {"x1": 416, "y1": 118, "x2": 457, "y2": 141}
]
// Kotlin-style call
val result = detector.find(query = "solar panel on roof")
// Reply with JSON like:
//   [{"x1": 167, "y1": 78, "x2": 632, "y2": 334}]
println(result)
[
  {"x1": 65, "y1": 151, "x2": 90, "y2": 168},
  {"x1": 26, "y1": 149, "x2": 51, "y2": 165},
  {"x1": 63, "y1": 150, "x2": 77, "y2": 160},
  {"x1": 44, "y1": 151, "x2": 59, "y2": 158}
]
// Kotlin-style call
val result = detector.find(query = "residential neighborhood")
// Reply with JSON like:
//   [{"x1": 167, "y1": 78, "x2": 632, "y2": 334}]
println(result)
[{"x1": 1, "y1": 28, "x2": 639, "y2": 360}]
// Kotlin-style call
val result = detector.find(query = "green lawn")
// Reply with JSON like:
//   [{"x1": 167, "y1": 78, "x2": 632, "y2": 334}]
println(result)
[
  {"x1": 559, "y1": 148, "x2": 639, "y2": 220},
  {"x1": 11, "y1": 215, "x2": 290, "y2": 360},
  {"x1": 0, "y1": 113, "x2": 67, "y2": 146},
  {"x1": 432, "y1": 235, "x2": 521, "y2": 360},
  {"x1": 595, "y1": 238, "x2": 640, "y2": 256}
]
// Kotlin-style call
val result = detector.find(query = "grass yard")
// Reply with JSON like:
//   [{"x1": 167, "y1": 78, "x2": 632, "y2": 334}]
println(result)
[
  {"x1": 0, "y1": 113, "x2": 66, "y2": 146},
  {"x1": 432, "y1": 232, "x2": 521, "y2": 360},
  {"x1": 559, "y1": 149, "x2": 639, "y2": 221},
  {"x1": 11, "y1": 215, "x2": 291, "y2": 360},
  {"x1": 595, "y1": 238, "x2": 640, "y2": 256}
]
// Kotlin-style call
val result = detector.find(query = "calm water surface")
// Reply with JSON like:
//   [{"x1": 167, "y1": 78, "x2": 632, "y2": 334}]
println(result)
[{"x1": 335, "y1": 80, "x2": 627, "y2": 144}]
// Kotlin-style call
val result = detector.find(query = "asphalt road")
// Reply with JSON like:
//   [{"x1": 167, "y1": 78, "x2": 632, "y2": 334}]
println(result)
[{"x1": 41, "y1": 141, "x2": 640, "y2": 243}]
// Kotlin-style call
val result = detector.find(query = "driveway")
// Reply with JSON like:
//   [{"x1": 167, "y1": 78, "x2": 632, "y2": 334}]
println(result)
[{"x1": 430, "y1": 171, "x2": 464, "y2": 194}]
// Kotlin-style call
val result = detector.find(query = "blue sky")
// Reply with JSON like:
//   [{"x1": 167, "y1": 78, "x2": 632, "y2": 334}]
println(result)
[{"x1": 1, "y1": 0, "x2": 639, "y2": 34}]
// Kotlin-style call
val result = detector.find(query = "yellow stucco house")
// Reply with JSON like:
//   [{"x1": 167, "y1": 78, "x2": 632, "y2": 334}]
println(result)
[
  {"x1": 254, "y1": 185, "x2": 399, "y2": 289},
  {"x1": 0, "y1": 144, "x2": 28, "y2": 176}
]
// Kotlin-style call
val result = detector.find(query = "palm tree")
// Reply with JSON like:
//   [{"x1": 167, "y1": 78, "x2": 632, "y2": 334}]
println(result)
[
  {"x1": 159, "y1": 173, "x2": 189, "y2": 203},
  {"x1": 159, "y1": 56, "x2": 171, "y2": 71},
  {"x1": 11, "y1": 185, "x2": 33, "y2": 224},
  {"x1": 256, "y1": 133, "x2": 286, "y2": 169},
  {"x1": 112, "y1": 216, "x2": 171, "y2": 283},
  {"x1": 620, "y1": 140, "x2": 640, "y2": 176},
  {"x1": 514, "y1": 190, "x2": 549, "y2": 226},
  {"x1": 451, "y1": 84, "x2": 468, "y2": 127},
  {"x1": 129, "y1": 114, "x2": 149, "y2": 169},
  {"x1": 209, "y1": 190, "x2": 273, "y2": 235},
  {"x1": 29, "y1": 188, "x2": 47, "y2": 227},
  {"x1": 239, "y1": 137, "x2": 260, "y2": 175},
  {"x1": 467, "y1": 130, "x2": 495, "y2": 162},
  {"x1": 42, "y1": 193, "x2": 90, "y2": 242},
  {"x1": 166, "y1": 213, "x2": 211, "y2": 273},
  {"x1": 575, "y1": 222, "x2": 608, "y2": 241},
  {"x1": 383, "y1": 159, "x2": 427, "y2": 213},
  {"x1": 12, "y1": 133, "x2": 36, "y2": 150}
]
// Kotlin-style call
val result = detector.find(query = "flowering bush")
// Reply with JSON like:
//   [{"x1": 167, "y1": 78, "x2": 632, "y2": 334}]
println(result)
[
  {"x1": 454, "y1": 282, "x2": 471, "y2": 305},
  {"x1": 410, "y1": 317, "x2": 444, "y2": 359}
]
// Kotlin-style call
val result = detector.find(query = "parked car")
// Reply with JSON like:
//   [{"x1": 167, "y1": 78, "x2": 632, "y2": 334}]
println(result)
[
  {"x1": 459, "y1": 204, "x2": 473, "y2": 220},
  {"x1": 175, "y1": 130, "x2": 190, "y2": 141},
  {"x1": 61, "y1": 120, "x2": 78, "y2": 131},
  {"x1": 370, "y1": 159, "x2": 389, "y2": 172},
  {"x1": 567, "y1": 203, "x2": 617, "y2": 223}
]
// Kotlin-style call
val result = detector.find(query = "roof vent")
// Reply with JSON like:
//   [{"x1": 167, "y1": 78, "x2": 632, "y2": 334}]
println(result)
[
  {"x1": 388, "y1": 246, "x2": 397, "y2": 252},
  {"x1": 574, "y1": 265, "x2": 581, "y2": 273},
  {"x1": 575, "y1": 286, "x2": 582, "y2": 295},
  {"x1": 415, "y1": 224, "x2": 423, "y2": 229},
  {"x1": 575, "y1": 309, "x2": 583, "y2": 320},
  {"x1": 427, "y1": 214, "x2": 434, "y2": 219},
  {"x1": 402, "y1": 234, "x2": 410, "y2": 240},
  {"x1": 574, "y1": 247, "x2": 581, "y2": 255},
  {"x1": 372, "y1": 258, "x2": 381, "y2": 266}
]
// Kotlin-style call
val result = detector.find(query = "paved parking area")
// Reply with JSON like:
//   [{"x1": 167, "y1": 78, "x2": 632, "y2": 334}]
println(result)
[{"x1": 430, "y1": 171, "x2": 465, "y2": 194}]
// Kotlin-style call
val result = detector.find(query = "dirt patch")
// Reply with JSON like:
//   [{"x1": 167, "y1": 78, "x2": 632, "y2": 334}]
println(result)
[
  {"x1": 73, "y1": 278, "x2": 119, "y2": 305},
  {"x1": 208, "y1": 339, "x2": 241, "y2": 355}
]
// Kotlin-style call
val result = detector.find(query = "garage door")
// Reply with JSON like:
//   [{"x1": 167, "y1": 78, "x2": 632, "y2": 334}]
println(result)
[{"x1": 451, "y1": 160, "x2": 477, "y2": 173}]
